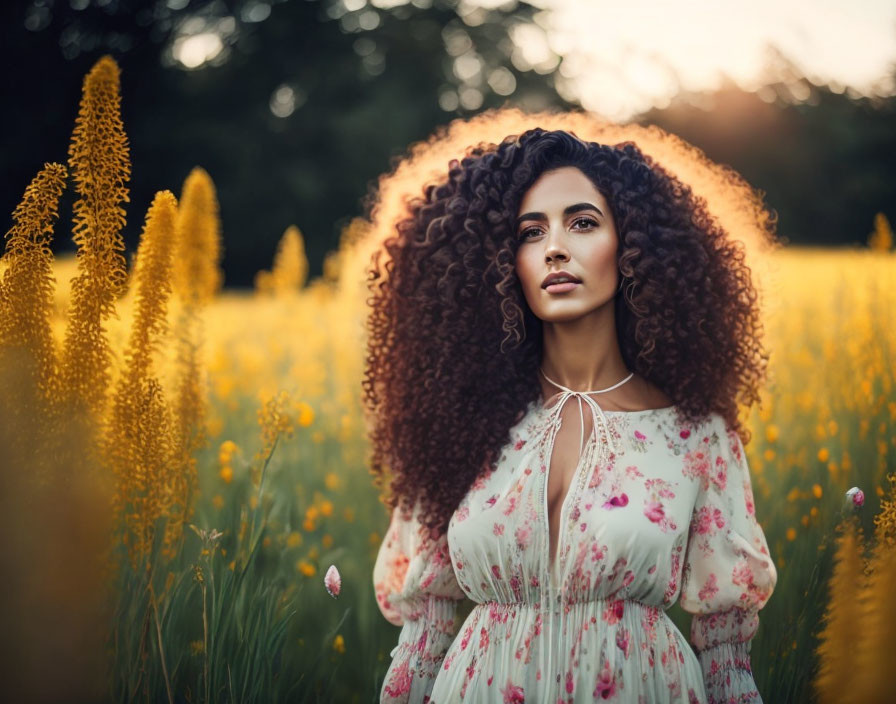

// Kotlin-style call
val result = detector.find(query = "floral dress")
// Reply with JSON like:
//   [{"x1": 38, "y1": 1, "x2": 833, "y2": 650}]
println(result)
[{"x1": 373, "y1": 386, "x2": 778, "y2": 704}]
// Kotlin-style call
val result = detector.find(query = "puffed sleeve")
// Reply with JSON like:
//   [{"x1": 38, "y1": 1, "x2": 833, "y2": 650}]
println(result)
[
  {"x1": 373, "y1": 499, "x2": 467, "y2": 704},
  {"x1": 679, "y1": 415, "x2": 778, "y2": 704}
]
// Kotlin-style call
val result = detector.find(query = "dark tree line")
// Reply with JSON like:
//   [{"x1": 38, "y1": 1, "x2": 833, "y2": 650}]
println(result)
[{"x1": 2, "y1": 0, "x2": 894, "y2": 287}]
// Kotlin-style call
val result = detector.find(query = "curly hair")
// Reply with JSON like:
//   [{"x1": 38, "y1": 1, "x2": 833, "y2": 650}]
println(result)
[{"x1": 363, "y1": 127, "x2": 773, "y2": 537}]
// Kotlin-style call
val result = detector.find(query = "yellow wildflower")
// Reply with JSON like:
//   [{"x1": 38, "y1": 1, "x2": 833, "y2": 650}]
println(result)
[
  {"x1": 297, "y1": 401, "x2": 315, "y2": 427},
  {"x1": 286, "y1": 531, "x2": 302, "y2": 548},
  {"x1": 297, "y1": 560, "x2": 316, "y2": 577},
  {"x1": 219, "y1": 465, "x2": 233, "y2": 484},
  {"x1": 325, "y1": 472, "x2": 341, "y2": 491},
  {"x1": 764, "y1": 425, "x2": 779, "y2": 443},
  {"x1": 333, "y1": 634, "x2": 345, "y2": 654},
  {"x1": 211, "y1": 494, "x2": 224, "y2": 510},
  {"x1": 322, "y1": 534, "x2": 333, "y2": 548},
  {"x1": 817, "y1": 448, "x2": 830, "y2": 463},
  {"x1": 319, "y1": 500, "x2": 333, "y2": 517}
]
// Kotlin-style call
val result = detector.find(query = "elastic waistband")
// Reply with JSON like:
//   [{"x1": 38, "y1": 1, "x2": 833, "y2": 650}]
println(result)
[{"x1": 476, "y1": 595, "x2": 665, "y2": 612}]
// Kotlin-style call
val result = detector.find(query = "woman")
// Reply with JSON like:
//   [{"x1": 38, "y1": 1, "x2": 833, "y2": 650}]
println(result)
[{"x1": 365, "y1": 128, "x2": 778, "y2": 703}]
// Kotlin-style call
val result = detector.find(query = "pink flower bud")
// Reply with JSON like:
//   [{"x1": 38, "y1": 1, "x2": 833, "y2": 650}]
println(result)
[{"x1": 324, "y1": 564, "x2": 341, "y2": 598}]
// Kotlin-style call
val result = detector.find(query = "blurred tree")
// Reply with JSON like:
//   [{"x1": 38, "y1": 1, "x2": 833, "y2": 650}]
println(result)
[
  {"x1": 2, "y1": 0, "x2": 895, "y2": 285},
  {"x1": 1, "y1": 0, "x2": 571, "y2": 286}
]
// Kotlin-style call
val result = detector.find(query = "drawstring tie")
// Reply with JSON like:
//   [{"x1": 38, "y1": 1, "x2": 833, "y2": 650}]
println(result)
[{"x1": 538, "y1": 366, "x2": 634, "y2": 460}]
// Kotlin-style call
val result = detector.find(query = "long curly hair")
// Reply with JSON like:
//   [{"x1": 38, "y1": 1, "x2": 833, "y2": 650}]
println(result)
[{"x1": 363, "y1": 127, "x2": 773, "y2": 537}]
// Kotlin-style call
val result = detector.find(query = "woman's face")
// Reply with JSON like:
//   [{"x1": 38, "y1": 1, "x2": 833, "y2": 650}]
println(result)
[{"x1": 514, "y1": 166, "x2": 620, "y2": 323}]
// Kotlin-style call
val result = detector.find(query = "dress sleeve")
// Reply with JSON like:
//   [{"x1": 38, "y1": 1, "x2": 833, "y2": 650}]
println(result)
[
  {"x1": 373, "y1": 500, "x2": 467, "y2": 704},
  {"x1": 678, "y1": 415, "x2": 778, "y2": 704}
]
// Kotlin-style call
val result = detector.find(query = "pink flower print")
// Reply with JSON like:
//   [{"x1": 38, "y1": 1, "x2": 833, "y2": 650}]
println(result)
[
  {"x1": 383, "y1": 659, "x2": 412, "y2": 697},
  {"x1": 622, "y1": 569, "x2": 635, "y2": 587},
  {"x1": 695, "y1": 506, "x2": 725, "y2": 535},
  {"x1": 503, "y1": 496, "x2": 517, "y2": 516},
  {"x1": 565, "y1": 669, "x2": 575, "y2": 694},
  {"x1": 510, "y1": 574, "x2": 523, "y2": 601},
  {"x1": 634, "y1": 430, "x2": 646, "y2": 441},
  {"x1": 491, "y1": 564, "x2": 502, "y2": 580},
  {"x1": 515, "y1": 523, "x2": 532, "y2": 550},
  {"x1": 744, "y1": 481, "x2": 756, "y2": 516},
  {"x1": 645, "y1": 500, "x2": 665, "y2": 523},
  {"x1": 698, "y1": 573, "x2": 719, "y2": 602},
  {"x1": 514, "y1": 437, "x2": 527, "y2": 450},
  {"x1": 711, "y1": 456, "x2": 728, "y2": 491},
  {"x1": 485, "y1": 494, "x2": 498, "y2": 507},
  {"x1": 493, "y1": 522, "x2": 505, "y2": 536},
  {"x1": 602, "y1": 493, "x2": 629, "y2": 509},
  {"x1": 455, "y1": 505, "x2": 470, "y2": 522},
  {"x1": 615, "y1": 626, "x2": 632, "y2": 658},
  {"x1": 732, "y1": 559, "x2": 755, "y2": 587},
  {"x1": 479, "y1": 626, "x2": 490, "y2": 650},
  {"x1": 593, "y1": 660, "x2": 618, "y2": 699},
  {"x1": 602, "y1": 599, "x2": 625, "y2": 625},
  {"x1": 680, "y1": 428, "x2": 691, "y2": 439},
  {"x1": 501, "y1": 679, "x2": 525, "y2": 703},
  {"x1": 683, "y1": 447, "x2": 711, "y2": 488}
]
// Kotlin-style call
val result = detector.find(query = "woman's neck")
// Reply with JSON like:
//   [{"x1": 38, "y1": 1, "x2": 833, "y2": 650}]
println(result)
[{"x1": 538, "y1": 311, "x2": 629, "y2": 394}]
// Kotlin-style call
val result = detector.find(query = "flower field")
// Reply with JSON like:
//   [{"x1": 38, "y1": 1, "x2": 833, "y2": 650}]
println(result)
[{"x1": 1, "y1": 55, "x2": 894, "y2": 703}]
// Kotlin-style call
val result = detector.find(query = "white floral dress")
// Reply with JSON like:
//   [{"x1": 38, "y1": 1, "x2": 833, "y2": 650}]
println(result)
[{"x1": 373, "y1": 388, "x2": 778, "y2": 704}]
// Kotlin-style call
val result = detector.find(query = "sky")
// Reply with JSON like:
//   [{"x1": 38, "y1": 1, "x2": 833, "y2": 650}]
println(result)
[{"x1": 474, "y1": 0, "x2": 896, "y2": 120}]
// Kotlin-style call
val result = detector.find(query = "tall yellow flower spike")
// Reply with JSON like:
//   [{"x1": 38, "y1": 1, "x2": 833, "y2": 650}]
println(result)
[
  {"x1": 170, "y1": 167, "x2": 223, "y2": 528},
  {"x1": 105, "y1": 191, "x2": 179, "y2": 565},
  {"x1": 60, "y1": 55, "x2": 131, "y2": 419},
  {"x1": 813, "y1": 517, "x2": 865, "y2": 704},
  {"x1": 0, "y1": 163, "x2": 67, "y2": 409},
  {"x1": 255, "y1": 225, "x2": 308, "y2": 295},
  {"x1": 173, "y1": 166, "x2": 223, "y2": 305}
]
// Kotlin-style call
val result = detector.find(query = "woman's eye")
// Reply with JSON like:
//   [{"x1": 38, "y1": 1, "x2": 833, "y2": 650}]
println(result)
[
  {"x1": 520, "y1": 227, "x2": 541, "y2": 239},
  {"x1": 571, "y1": 217, "x2": 598, "y2": 230}
]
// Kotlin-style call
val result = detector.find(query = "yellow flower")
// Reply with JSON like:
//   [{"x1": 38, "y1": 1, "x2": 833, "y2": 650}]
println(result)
[
  {"x1": 817, "y1": 447, "x2": 830, "y2": 463},
  {"x1": 343, "y1": 507, "x2": 355, "y2": 523},
  {"x1": 333, "y1": 634, "x2": 345, "y2": 654},
  {"x1": 286, "y1": 531, "x2": 303, "y2": 548},
  {"x1": 297, "y1": 560, "x2": 316, "y2": 577},
  {"x1": 319, "y1": 500, "x2": 333, "y2": 517},
  {"x1": 190, "y1": 640, "x2": 205, "y2": 655},
  {"x1": 306, "y1": 505, "x2": 320, "y2": 521},
  {"x1": 219, "y1": 465, "x2": 233, "y2": 483},
  {"x1": 324, "y1": 472, "x2": 341, "y2": 491},
  {"x1": 249, "y1": 494, "x2": 259, "y2": 510},
  {"x1": 786, "y1": 528, "x2": 797, "y2": 541},
  {"x1": 812, "y1": 483, "x2": 823, "y2": 499},
  {"x1": 322, "y1": 534, "x2": 333, "y2": 548},
  {"x1": 765, "y1": 425, "x2": 779, "y2": 443},
  {"x1": 303, "y1": 517, "x2": 316, "y2": 532},
  {"x1": 297, "y1": 401, "x2": 315, "y2": 427},
  {"x1": 211, "y1": 494, "x2": 224, "y2": 510}
]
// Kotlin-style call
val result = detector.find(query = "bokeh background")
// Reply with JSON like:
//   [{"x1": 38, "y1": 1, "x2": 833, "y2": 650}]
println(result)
[{"x1": 1, "y1": 1, "x2": 895, "y2": 703}]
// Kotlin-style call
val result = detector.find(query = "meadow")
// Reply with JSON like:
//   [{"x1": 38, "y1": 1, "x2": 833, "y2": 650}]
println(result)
[{"x1": 1, "y1": 55, "x2": 894, "y2": 703}]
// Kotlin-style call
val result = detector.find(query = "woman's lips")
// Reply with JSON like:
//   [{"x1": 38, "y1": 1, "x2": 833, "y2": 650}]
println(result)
[{"x1": 544, "y1": 282, "x2": 580, "y2": 294}]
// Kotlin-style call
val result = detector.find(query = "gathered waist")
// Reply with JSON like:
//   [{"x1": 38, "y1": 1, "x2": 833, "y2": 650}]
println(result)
[{"x1": 475, "y1": 594, "x2": 667, "y2": 614}]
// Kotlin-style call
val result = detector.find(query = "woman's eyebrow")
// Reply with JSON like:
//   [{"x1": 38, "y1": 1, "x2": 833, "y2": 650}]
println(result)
[{"x1": 515, "y1": 202, "x2": 604, "y2": 228}]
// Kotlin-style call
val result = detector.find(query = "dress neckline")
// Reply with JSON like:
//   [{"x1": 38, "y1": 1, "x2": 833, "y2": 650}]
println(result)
[{"x1": 532, "y1": 396, "x2": 677, "y2": 416}]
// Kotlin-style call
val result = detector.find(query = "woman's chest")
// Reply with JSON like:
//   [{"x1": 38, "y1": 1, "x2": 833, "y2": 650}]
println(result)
[{"x1": 447, "y1": 410, "x2": 708, "y2": 567}]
